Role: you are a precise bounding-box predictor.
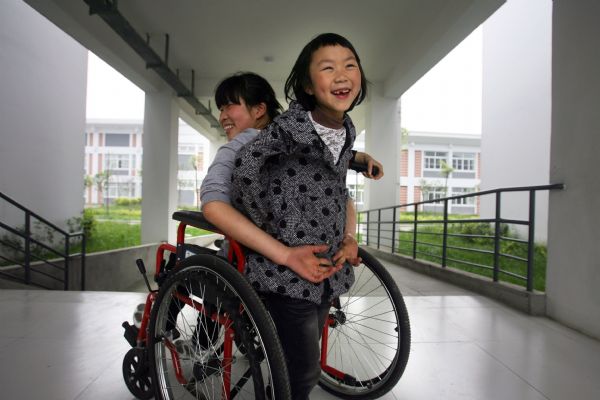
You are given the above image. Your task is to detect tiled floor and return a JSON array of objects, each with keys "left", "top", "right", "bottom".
[{"left": 1, "top": 259, "right": 599, "bottom": 400}]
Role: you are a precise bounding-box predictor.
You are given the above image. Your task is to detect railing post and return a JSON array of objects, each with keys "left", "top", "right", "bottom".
[
  {"left": 377, "top": 209, "right": 381, "bottom": 250},
  {"left": 365, "top": 211, "right": 370, "bottom": 246},
  {"left": 412, "top": 205, "right": 418, "bottom": 259},
  {"left": 493, "top": 192, "right": 501, "bottom": 282},
  {"left": 24, "top": 211, "right": 31, "bottom": 285},
  {"left": 527, "top": 190, "right": 536, "bottom": 291},
  {"left": 81, "top": 234, "right": 87, "bottom": 291},
  {"left": 64, "top": 235, "right": 70, "bottom": 290},
  {"left": 391, "top": 207, "right": 397, "bottom": 254},
  {"left": 442, "top": 199, "right": 448, "bottom": 267}
]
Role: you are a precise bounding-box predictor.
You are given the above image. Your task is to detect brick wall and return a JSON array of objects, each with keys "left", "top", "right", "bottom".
[
  {"left": 400, "top": 149, "right": 408, "bottom": 177},
  {"left": 414, "top": 150, "right": 422, "bottom": 177}
]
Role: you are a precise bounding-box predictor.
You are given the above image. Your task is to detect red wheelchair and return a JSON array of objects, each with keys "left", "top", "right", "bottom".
[{"left": 122, "top": 176, "right": 410, "bottom": 400}]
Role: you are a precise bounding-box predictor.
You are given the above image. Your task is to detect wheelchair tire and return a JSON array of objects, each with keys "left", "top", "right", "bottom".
[
  {"left": 318, "top": 247, "right": 411, "bottom": 399},
  {"left": 148, "top": 254, "right": 291, "bottom": 400}
]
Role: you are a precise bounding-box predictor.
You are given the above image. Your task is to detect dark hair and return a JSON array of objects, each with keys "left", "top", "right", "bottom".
[
  {"left": 284, "top": 33, "right": 368, "bottom": 112},
  {"left": 215, "top": 72, "right": 283, "bottom": 120}
]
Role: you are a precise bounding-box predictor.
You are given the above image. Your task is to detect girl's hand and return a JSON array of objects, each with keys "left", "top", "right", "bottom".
[
  {"left": 333, "top": 234, "right": 361, "bottom": 267},
  {"left": 282, "top": 244, "right": 342, "bottom": 283},
  {"left": 364, "top": 155, "right": 384, "bottom": 180}
]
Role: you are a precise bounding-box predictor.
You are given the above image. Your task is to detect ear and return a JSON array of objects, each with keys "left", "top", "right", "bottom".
[
  {"left": 252, "top": 102, "right": 267, "bottom": 120},
  {"left": 304, "top": 84, "right": 314, "bottom": 96}
]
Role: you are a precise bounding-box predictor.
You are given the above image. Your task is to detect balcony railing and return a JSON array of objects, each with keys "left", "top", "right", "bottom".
[
  {"left": 357, "top": 183, "right": 564, "bottom": 291},
  {"left": 0, "top": 191, "right": 86, "bottom": 290}
]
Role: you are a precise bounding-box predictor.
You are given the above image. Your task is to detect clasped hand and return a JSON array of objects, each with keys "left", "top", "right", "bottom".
[{"left": 282, "top": 236, "right": 360, "bottom": 283}]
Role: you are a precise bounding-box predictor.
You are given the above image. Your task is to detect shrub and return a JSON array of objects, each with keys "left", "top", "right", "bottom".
[{"left": 115, "top": 197, "right": 142, "bottom": 206}]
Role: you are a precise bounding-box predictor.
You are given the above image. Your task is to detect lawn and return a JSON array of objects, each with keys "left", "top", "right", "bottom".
[
  {"left": 358, "top": 212, "right": 547, "bottom": 291},
  {"left": 79, "top": 205, "right": 211, "bottom": 254}
]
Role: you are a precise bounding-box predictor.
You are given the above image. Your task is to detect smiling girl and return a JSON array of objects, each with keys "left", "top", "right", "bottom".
[{"left": 230, "top": 33, "right": 370, "bottom": 400}]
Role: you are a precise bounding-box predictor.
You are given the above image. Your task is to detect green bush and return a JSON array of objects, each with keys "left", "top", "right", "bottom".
[
  {"left": 115, "top": 197, "right": 142, "bottom": 206},
  {"left": 67, "top": 209, "right": 97, "bottom": 240}
]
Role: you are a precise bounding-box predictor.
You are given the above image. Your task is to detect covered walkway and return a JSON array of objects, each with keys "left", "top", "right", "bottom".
[{"left": 1, "top": 259, "right": 598, "bottom": 400}]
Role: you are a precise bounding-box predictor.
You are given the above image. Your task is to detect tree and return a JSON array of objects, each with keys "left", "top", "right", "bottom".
[
  {"left": 94, "top": 170, "right": 110, "bottom": 213},
  {"left": 190, "top": 154, "right": 202, "bottom": 209},
  {"left": 440, "top": 160, "right": 455, "bottom": 197},
  {"left": 84, "top": 175, "right": 93, "bottom": 205}
]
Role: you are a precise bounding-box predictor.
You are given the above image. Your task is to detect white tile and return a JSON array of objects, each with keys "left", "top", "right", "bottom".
[
  {"left": 1, "top": 259, "right": 599, "bottom": 400},
  {"left": 389, "top": 342, "right": 548, "bottom": 400}
]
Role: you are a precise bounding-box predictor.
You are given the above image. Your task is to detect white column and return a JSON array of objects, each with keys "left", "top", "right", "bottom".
[
  {"left": 547, "top": 0, "right": 600, "bottom": 340},
  {"left": 364, "top": 83, "right": 401, "bottom": 209},
  {"left": 141, "top": 91, "right": 179, "bottom": 244},
  {"left": 480, "top": 0, "right": 552, "bottom": 241}
]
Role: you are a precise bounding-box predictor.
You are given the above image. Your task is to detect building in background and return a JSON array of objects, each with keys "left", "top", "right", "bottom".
[
  {"left": 85, "top": 120, "right": 207, "bottom": 207},
  {"left": 400, "top": 130, "right": 481, "bottom": 214}
]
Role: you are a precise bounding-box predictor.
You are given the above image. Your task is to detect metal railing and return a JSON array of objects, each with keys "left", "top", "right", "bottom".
[
  {"left": 0, "top": 191, "right": 86, "bottom": 290},
  {"left": 357, "top": 183, "right": 564, "bottom": 291}
]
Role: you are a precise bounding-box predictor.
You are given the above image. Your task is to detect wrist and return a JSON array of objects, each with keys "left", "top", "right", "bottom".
[
  {"left": 343, "top": 233, "right": 356, "bottom": 242},
  {"left": 274, "top": 245, "right": 291, "bottom": 266}
]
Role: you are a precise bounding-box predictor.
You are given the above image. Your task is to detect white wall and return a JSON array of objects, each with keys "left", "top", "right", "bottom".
[
  {"left": 547, "top": 0, "right": 600, "bottom": 340},
  {"left": 0, "top": 0, "right": 87, "bottom": 229},
  {"left": 480, "top": 0, "right": 552, "bottom": 241}
]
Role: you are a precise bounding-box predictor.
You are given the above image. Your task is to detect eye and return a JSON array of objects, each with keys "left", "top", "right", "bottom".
[
  {"left": 346, "top": 63, "right": 357, "bottom": 69},
  {"left": 321, "top": 66, "right": 334, "bottom": 72}
]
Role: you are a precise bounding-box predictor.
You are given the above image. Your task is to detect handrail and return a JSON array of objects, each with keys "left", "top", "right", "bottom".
[
  {"left": 357, "top": 183, "right": 564, "bottom": 291},
  {"left": 0, "top": 191, "right": 86, "bottom": 290}
]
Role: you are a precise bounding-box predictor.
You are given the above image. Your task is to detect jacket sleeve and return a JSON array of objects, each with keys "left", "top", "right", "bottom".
[{"left": 230, "top": 122, "right": 293, "bottom": 227}]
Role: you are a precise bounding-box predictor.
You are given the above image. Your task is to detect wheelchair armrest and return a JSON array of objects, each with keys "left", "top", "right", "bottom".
[{"left": 172, "top": 210, "right": 220, "bottom": 233}]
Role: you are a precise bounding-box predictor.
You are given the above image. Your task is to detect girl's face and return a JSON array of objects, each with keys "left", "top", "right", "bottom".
[
  {"left": 219, "top": 99, "right": 265, "bottom": 141},
  {"left": 305, "top": 45, "right": 362, "bottom": 120}
]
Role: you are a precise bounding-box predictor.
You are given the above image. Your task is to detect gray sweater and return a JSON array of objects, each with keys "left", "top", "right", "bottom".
[{"left": 199, "top": 129, "right": 259, "bottom": 205}]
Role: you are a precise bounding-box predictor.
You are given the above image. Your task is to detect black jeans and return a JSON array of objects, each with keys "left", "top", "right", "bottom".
[{"left": 264, "top": 294, "right": 330, "bottom": 400}]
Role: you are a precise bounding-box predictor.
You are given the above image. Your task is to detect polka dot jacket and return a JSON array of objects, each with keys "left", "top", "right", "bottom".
[{"left": 231, "top": 101, "right": 356, "bottom": 304}]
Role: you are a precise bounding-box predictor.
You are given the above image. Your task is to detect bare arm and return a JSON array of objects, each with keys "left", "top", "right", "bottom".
[
  {"left": 354, "top": 151, "right": 384, "bottom": 180},
  {"left": 202, "top": 201, "right": 336, "bottom": 282}
]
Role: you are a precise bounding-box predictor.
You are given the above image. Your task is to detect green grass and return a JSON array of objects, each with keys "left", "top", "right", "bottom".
[
  {"left": 84, "top": 221, "right": 142, "bottom": 253},
  {"left": 83, "top": 205, "right": 211, "bottom": 251},
  {"left": 358, "top": 214, "right": 547, "bottom": 291},
  {"left": 391, "top": 224, "right": 547, "bottom": 291},
  {"left": 86, "top": 204, "right": 141, "bottom": 220}
]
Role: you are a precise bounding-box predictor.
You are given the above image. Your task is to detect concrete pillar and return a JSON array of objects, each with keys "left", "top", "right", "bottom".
[
  {"left": 364, "top": 84, "right": 401, "bottom": 210},
  {"left": 141, "top": 91, "right": 179, "bottom": 244},
  {"left": 480, "top": 0, "right": 552, "bottom": 241},
  {"left": 546, "top": 0, "right": 600, "bottom": 340}
]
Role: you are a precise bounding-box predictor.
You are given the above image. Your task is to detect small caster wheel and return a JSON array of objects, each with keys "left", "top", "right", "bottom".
[{"left": 122, "top": 347, "right": 154, "bottom": 399}]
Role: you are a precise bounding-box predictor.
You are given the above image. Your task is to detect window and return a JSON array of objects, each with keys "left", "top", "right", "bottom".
[
  {"left": 452, "top": 152, "right": 475, "bottom": 171},
  {"left": 105, "top": 133, "right": 130, "bottom": 147},
  {"left": 424, "top": 151, "right": 448, "bottom": 170},
  {"left": 105, "top": 154, "right": 130, "bottom": 171},
  {"left": 107, "top": 182, "right": 134, "bottom": 198},
  {"left": 451, "top": 187, "right": 475, "bottom": 205},
  {"left": 347, "top": 184, "right": 364, "bottom": 205},
  {"left": 178, "top": 154, "right": 195, "bottom": 171},
  {"left": 424, "top": 187, "right": 446, "bottom": 202},
  {"left": 178, "top": 180, "right": 195, "bottom": 190}
]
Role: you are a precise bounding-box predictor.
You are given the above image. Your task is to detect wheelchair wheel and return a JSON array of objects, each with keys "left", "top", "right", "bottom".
[
  {"left": 122, "top": 347, "right": 154, "bottom": 400},
  {"left": 148, "top": 254, "right": 291, "bottom": 400},
  {"left": 319, "top": 248, "right": 410, "bottom": 399}
]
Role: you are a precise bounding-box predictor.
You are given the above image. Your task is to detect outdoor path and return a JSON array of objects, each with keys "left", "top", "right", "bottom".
[{"left": 1, "top": 258, "right": 599, "bottom": 399}]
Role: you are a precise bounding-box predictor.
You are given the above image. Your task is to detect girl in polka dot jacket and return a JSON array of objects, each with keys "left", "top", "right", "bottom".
[{"left": 230, "top": 33, "right": 370, "bottom": 400}]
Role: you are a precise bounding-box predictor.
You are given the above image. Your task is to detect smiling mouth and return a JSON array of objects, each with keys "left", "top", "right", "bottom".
[
  {"left": 332, "top": 89, "right": 351, "bottom": 97},
  {"left": 222, "top": 123, "right": 234, "bottom": 131}
]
